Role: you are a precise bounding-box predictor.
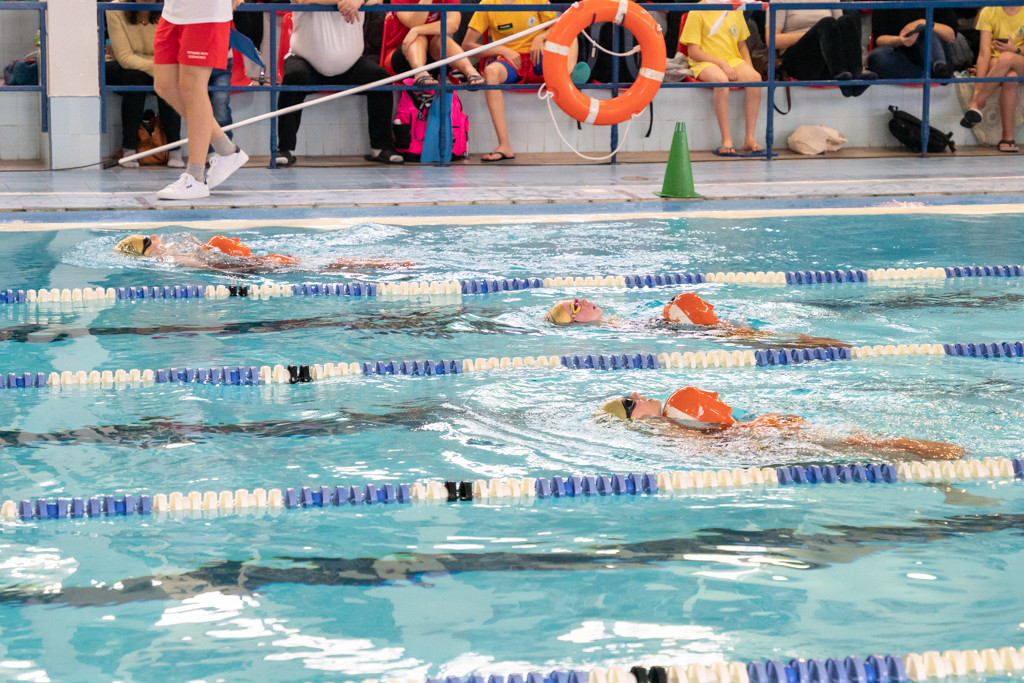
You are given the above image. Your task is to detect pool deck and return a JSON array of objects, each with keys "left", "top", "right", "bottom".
[{"left": 0, "top": 155, "right": 1021, "bottom": 217}]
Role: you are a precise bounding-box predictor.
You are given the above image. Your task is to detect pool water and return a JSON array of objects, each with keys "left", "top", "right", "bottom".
[{"left": 0, "top": 210, "right": 1022, "bottom": 681}]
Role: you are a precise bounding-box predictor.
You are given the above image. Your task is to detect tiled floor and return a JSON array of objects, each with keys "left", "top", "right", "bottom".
[{"left": 0, "top": 155, "right": 1021, "bottom": 216}]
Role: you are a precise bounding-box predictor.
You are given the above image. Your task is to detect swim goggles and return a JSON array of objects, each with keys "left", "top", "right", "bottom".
[
  {"left": 620, "top": 395, "right": 636, "bottom": 419},
  {"left": 570, "top": 299, "right": 582, "bottom": 322},
  {"left": 140, "top": 236, "right": 152, "bottom": 255}
]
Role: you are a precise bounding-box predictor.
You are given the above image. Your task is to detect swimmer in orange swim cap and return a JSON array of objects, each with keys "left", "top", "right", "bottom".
[
  {"left": 545, "top": 292, "right": 846, "bottom": 349},
  {"left": 114, "top": 233, "right": 414, "bottom": 273},
  {"left": 544, "top": 298, "right": 604, "bottom": 325},
  {"left": 600, "top": 386, "right": 965, "bottom": 460}
]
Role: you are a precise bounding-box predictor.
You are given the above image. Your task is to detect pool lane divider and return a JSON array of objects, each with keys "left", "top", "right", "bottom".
[
  {"left": 3, "top": 457, "right": 1022, "bottom": 524},
  {"left": 359, "top": 646, "right": 1024, "bottom": 683},
  {"left": 4, "top": 263, "right": 1023, "bottom": 306},
  {"left": 5, "top": 340, "right": 1022, "bottom": 390}
]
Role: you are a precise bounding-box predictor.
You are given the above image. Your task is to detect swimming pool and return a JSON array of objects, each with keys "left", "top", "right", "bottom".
[{"left": 0, "top": 208, "right": 1022, "bottom": 681}]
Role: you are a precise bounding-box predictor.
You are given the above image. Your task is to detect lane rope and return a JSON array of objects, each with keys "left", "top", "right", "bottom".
[
  {"left": 2, "top": 264, "right": 1022, "bottom": 306},
  {"left": 4, "top": 457, "right": 1023, "bottom": 523},
  {"left": 2, "top": 341, "right": 1021, "bottom": 389}
]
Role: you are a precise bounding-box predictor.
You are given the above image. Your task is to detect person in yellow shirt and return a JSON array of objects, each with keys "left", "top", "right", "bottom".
[
  {"left": 680, "top": 6, "right": 763, "bottom": 156},
  {"left": 960, "top": 5, "right": 1024, "bottom": 153},
  {"left": 462, "top": 0, "right": 586, "bottom": 162}
]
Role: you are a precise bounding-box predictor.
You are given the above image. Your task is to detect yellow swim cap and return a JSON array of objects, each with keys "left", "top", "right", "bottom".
[
  {"left": 600, "top": 397, "right": 629, "bottom": 419},
  {"left": 114, "top": 235, "right": 151, "bottom": 256},
  {"left": 544, "top": 301, "right": 573, "bottom": 325}
]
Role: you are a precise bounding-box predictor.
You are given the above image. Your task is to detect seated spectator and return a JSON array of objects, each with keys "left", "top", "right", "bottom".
[
  {"left": 770, "top": 2, "right": 877, "bottom": 97},
  {"left": 381, "top": 0, "right": 485, "bottom": 90},
  {"left": 276, "top": 0, "right": 405, "bottom": 166},
  {"left": 105, "top": 0, "right": 183, "bottom": 168},
  {"left": 462, "top": 0, "right": 587, "bottom": 162},
  {"left": 867, "top": 5, "right": 958, "bottom": 79},
  {"left": 960, "top": 5, "right": 1024, "bottom": 153},
  {"left": 681, "top": 4, "right": 764, "bottom": 156}
]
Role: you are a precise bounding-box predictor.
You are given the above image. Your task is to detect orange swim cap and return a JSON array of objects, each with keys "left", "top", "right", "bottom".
[
  {"left": 662, "top": 292, "right": 720, "bottom": 326},
  {"left": 662, "top": 386, "right": 737, "bottom": 431},
  {"left": 206, "top": 235, "right": 251, "bottom": 257}
]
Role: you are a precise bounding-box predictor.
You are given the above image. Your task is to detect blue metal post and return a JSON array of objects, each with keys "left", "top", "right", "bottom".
[
  {"left": 438, "top": 10, "right": 451, "bottom": 166},
  {"left": 270, "top": 10, "right": 279, "bottom": 167},
  {"left": 765, "top": 4, "right": 776, "bottom": 161},
  {"left": 920, "top": 6, "right": 933, "bottom": 157},
  {"left": 610, "top": 24, "right": 621, "bottom": 162}
]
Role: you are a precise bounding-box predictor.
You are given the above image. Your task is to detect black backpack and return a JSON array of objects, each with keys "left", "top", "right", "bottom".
[{"left": 888, "top": 105, "right": 956, "bottom": 153}]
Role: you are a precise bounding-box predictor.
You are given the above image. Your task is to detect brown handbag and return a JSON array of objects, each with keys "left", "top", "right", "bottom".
[{"left": 137, "top": 113, "right": 168, "bottom": 165}]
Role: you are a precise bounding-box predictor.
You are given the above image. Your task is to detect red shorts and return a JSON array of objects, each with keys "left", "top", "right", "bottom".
[
  {"left": 493, "top": 53, "right": 546, "bottom": 85},
  {"left": 154, "top": 18, "right": 230, "bottom": 69}
]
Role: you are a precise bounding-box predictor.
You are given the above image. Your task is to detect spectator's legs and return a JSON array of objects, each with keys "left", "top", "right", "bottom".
[
  {"left": 106, "top": 61, "right": 148, "bottom": 151},
  {"left": 402, "top": 34, "right": 431, "bottom": 72},
  {"left": 482, "top": 61, "right": 513, "bottom": 160},
  {"left": 734, "top": 61, "right": 763, "bottom": 152},
  {"left": 780, "top": 18, "right": 836, "bottom": 80},
  {"left": 697, "top": 65, "right": 734, "bottom": 152},
  {"left": 868, "top": 46, "right": 922, "bottom": 79},
  {"left": 999, "top": 78, "right": 1017, "bottom": 142},
  {"left": 210, "top": 57, "right": 233, "bottom": 139},
  {"left": 970, "top": 53, "right": 1024, "bottom": 113},
  {"left": 836, "top": 14, "right": 865, "bottom": 75},
  {"left": 276, "top": 56, "right": 320, "bottom": 155},
  {"left": 333, "top": 56, "right": 398, "bottom": 152},
  {"left": 427, "top": 36, "right": 482, "bottom": 80}
]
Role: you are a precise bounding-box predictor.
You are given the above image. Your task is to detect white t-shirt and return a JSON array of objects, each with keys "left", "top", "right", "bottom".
[
  {"left": 162, "top": 0, "right": 233, "bottom": 25},
  {"left": 288, "top": 12, "right": 365, "bottom": 77}
]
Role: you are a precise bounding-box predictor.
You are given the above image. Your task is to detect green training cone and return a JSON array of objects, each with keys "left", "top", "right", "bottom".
[{"left": 657, "top": 122, "right": 702, "bottom": 199}]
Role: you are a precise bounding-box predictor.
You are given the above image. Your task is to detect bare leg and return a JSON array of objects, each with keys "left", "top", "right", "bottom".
[
  {"left": 999, "top": 76, "right": 1018, "bottom": 141},
  {"left": 178, "top": 64, "right": 225, "bottom": 167},
  {"left": 735, "top": 62, "right": 763, "bottom": 152},
  {"left": 698, "top": 65, "right": 732, "bottom": 152},
  {"left": 428, "top": 36, "right": 481, "bottom": 79},
  {"left": 482, "top": 61, "right": 512, "bottom": 160},
  {"left": 970, "top": 53, "right": 1019, "bottom": 110},
  {"left": 154, "top": 63, "right": 184, "bottom": 112}
]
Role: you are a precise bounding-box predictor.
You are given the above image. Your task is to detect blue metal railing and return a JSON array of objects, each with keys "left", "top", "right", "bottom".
[
  {"left": 0, "top": 1, "right": 48, "bottom": 133},
  {"left": 96, "top": 0, "right": 1022, "bottom": 164}
]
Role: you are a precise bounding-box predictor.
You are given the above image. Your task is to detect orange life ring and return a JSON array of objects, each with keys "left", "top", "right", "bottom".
[{"left": 542, "top": 0, "right": 666, "bottom": 125}]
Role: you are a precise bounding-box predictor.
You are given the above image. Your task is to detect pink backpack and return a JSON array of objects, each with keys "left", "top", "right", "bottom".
[{"left": 393, "top": 78, "right": 468, "bottom": 160}]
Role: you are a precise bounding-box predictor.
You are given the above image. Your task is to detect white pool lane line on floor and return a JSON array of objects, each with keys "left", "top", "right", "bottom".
[{"left": 2, "top": 201, "right": 1024, "bottom": 232}]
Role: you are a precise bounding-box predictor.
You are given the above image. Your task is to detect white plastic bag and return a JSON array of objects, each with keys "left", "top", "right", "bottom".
[{"left": 788, "top": 125, "right": 848, "bottom": 155}]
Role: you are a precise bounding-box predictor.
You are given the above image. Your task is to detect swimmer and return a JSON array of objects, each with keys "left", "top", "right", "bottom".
[
  {"left": 113, "top": 233, "right": 414, "bottom": 273},
  {"left": 600, "top": 386, "right": 966, "bottom": 461},
  {"left": 544, "top": 293, "right": 848, "bottom": 349}
]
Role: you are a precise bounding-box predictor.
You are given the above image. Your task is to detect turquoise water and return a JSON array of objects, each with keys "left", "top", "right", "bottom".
[{"left": 0, "top": 211, "right": 1023, "bottom": 681}]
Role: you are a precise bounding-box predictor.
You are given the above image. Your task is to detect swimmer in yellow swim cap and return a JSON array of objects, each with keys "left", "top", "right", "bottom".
[
  {"left": 600, "top": 386, "right": 965, "bottom": 460},
  {"left": 113, "top": 233, "right": 414, "bottom": 273},
  {"left": 544, "top": 298, "right": 604, "bottom": 325}
]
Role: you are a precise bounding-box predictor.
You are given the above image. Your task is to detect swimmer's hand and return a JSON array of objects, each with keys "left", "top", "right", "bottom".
[{"left": 324, "top": 258, "right": 416, "bottom": 271}]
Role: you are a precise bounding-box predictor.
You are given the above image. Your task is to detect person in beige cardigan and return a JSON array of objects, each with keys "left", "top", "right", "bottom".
[{"left": 105, "top": 0, "right": 183, "bottom": 168}]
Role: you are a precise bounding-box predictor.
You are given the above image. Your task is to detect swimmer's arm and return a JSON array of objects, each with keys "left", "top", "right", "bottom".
[
  {"left": 716, "top": 322, "right": 850, "bottom": 349},
  {"left": 323, "top": 257, "right": 416, "bottom": 271},
  {"left": 827, "top": 432, "right": 966, "bottom": 461}
]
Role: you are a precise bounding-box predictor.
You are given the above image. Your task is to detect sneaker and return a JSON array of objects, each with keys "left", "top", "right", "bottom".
[
  {"left": 206, "top": 148, "right": 249, "bottom": 189},
  {"left": 156, "top": 172, "right": 209, "bottom": 200},
  {"left": 166, "top": 154, "right": 185, "bottom": 169}
]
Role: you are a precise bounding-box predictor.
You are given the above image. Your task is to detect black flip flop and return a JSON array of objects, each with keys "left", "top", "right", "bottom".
[{"left": 482, "top": 152, "right": 515, "bottom": 163}]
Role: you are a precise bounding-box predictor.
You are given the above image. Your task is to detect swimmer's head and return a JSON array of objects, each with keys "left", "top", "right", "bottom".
[
  {"left": 662, "top": 386, "right": 737, "bottom": 431},
  {"left": 114, "top": 234, "right": 163, "bottom": 257},
  {"left": 600, "top": 391, "right": 662, "bottom": 420},
  {"left": 663, "top": 292, "right": 720, "bottom": 326},
  {"left": 545, "top": 298, "right": 603, "bottom": 325}
]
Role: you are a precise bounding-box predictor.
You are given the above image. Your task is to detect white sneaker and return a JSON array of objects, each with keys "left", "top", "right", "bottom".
[
  {"left": 166, "top": 155, "right": 185, "bottom": 169},
  {"left": 156, "top": 173, "right": 209, "bottom": 200},
  {"left": 206, "top": 148, "right": 249, "bottom": 189}
]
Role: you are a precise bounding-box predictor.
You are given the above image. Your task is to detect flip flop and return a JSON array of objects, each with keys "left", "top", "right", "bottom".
[
  {"left": 960, "top": 108, "right": 982, "bottom": 128},
  {"left": 998, "top": 139, "right": 1019, "bottom": 153},
  {"left": 467, "top": 74, "right": 485, "bottom": 90},
  {"left": 712, "top": 146, "right": 737, "bottom": 157},
  {"left": 482, "top": 152, "right": 515, "bottom": 163}
]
